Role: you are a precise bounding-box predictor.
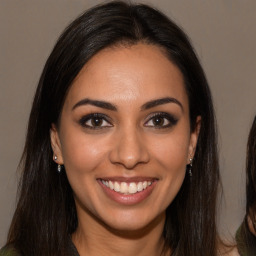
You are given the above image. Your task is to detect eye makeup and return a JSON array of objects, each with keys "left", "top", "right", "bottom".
[
  {"left": 78, "top": 113, "right": 113, "bottom": 129},
  {"left": 144, "top": 112, "right": 178, "bottom": 129},
  {"left": 78, "top": 111, "right": 178, "bottom": 132}
]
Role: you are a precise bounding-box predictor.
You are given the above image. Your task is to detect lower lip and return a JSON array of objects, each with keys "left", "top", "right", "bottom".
[{"left": 97, "top": 180, "right": 157, "bottom": 205}]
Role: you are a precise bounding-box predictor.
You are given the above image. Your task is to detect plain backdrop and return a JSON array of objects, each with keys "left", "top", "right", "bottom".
[{"left": 1, "top": 0, "right": 256, "bottom": 246}]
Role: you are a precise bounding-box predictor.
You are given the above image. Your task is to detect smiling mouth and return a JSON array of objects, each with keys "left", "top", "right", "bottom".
[{"left": 100, "top": 179, "right": 153, "bottom": 195}]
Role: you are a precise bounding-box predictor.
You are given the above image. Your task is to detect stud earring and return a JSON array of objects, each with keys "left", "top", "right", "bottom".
[
  {"left": 57, "top": 164, "right": 62, "bottom": 173},
  {"left": 54, "top": 155, "right": 57, "bottom": 161},
  {"left": 188, "top": 158, "right": 193, "bottom": 177}
]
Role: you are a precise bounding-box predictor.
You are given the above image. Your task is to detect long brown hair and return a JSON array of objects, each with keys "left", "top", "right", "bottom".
[
  {"left": 246, "top": 116, "right": 256, "bottom": 230},
  {"left": 6, "top": 1, "right": 220, "bottom": 255},
  {"left": 237, "top": 116, "right": 256, "bottom": 254}
]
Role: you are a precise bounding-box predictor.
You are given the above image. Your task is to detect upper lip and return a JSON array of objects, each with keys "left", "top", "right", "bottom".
[{"left": 98, "top": 176, "right": 158, "bottom": 182}]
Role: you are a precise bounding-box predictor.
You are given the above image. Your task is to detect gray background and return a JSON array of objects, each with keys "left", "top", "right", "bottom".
[{"left": 1, "top": 0, "right": 256, "bottom": 246}]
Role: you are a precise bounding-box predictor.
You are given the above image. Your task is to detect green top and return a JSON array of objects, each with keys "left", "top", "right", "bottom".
[
  {"left": 236, "top": 220, "right": 256, "bottom": 256},
  {"left": 0, "top": 246, "right": 20, "bottom": 256},
  {"left": 0, "top": 238, "right": 79, "bottom": 256}
]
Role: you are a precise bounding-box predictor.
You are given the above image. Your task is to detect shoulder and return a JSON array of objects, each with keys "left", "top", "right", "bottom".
[
  {"left": 218, "top": 246, "right": 240, "bottom": 256},
  {"left": 217, "top": 238, "right": 240, "bottom": 256},
  {"left": 224, "top": 247, "right": 240, "bottom": 256},
  {"left": 0, "top": 245, "right": 21, "bottom": 256}
]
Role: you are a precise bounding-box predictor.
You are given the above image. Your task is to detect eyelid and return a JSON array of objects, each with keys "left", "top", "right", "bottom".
[
  {"left": 144, "top": 112, "right": 178, "bottom": 128},
  {"left": 79, "top": 113, "right": 113, "bottom": 129}
]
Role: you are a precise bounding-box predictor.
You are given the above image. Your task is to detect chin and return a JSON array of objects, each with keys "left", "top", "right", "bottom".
[{"left": 98, "top": 210, "right": 165, "bottom": 235}]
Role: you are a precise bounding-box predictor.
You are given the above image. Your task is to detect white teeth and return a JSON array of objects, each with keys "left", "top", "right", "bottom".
[
  {"left": 114, "top": 181, "right": 120, "bottom": 192},
  {"left": 128, "top": 182, "right": 137, "bottom": 194},
  {"left": 102, "top": 180, "right": 153, "bottom": 194},
  {"left": 137, "top": 182, "right": 143, "bottom": 192},
  {"left": 109, "top": 181, "right": 114, "bottom": 190},
  {"left": 120, "top": 182, "right": 128, "bottom": 194}
]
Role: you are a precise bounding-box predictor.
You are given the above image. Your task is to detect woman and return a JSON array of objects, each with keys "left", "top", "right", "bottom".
[
  {"left": 236, "top": 116, "right": 256, "bottom": 255},
  {"left": 0, "top": 1, "right": 229, "bottom": 255}
]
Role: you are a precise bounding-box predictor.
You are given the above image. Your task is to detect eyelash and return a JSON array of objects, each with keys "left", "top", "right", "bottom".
[
  {"left": 78, "top": 112, "right": 178, "bottom": 130},
  {"left": 79, "top": 113, "right": 112, "bottom": 129},
  {"left": 144, "top": 112, "right": 178, "bottom": 129}
]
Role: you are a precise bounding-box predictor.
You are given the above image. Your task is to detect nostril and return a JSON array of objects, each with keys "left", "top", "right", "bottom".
[{"left": 108, "top": 134, "right": 150, "bottom": 169}]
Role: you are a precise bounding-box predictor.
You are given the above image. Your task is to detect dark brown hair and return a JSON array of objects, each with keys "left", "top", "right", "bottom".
[
  {"left": 247, "top": 116, "right": 256, "bottom": 229},
  {"left": 237, "top": 116, "right": 256, "bottom": 254},
  {"left": 6, "top": 1, "right": 220, "bottom": 255}
]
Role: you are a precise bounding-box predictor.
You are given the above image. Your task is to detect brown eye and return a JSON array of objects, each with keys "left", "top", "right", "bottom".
[
  {"left": 152, "top": 116, "right": 165, "bottom": 126},
  {"left": 90, "top": 117, "right": 103, "bottom": 127},
  {"left": 85, "top": 117, "right": 111, "bottom": 128},
  {"left": 145, "top": 112, "right": 178, "bottom": 128},
  {"left": 79, "top": 113, "right": 112, "bottom": 129}
]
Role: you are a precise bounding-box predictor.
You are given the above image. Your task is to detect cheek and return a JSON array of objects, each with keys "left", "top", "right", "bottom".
[
  {"left": 151, "top": 136, "right": 189, "bottom": 209},
  {"left": 60, "top": 134, "right": 110, "bottom": 207},
  {"left": 149, "top": 131, "right": 190, "bottom": 172},
  {"left": 60, "top": 131, "right": 109, "bottom": 176}
]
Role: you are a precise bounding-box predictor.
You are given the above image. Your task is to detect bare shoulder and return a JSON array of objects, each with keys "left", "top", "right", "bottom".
[
  {"left": 217, "top": 241, "right": 240, "bottom": 256},
  {"left": 227, "top": 247, "right": 240, "bottom": 256},
  {"left": 220, "top": 246, "right": 240, "bottom": 256}
]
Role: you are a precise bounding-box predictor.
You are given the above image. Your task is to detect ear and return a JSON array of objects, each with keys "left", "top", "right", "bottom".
[
  {"left": 187, "top": 116, "right": 201, "bottom": 164},
  {"left": 50, "top": 124, "right": 64, "bottom": 165}
]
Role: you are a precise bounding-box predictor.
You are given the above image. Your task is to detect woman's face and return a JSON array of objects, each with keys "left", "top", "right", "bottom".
[{"left": 51, "top": 43, "right": 200, "bottom": 232}]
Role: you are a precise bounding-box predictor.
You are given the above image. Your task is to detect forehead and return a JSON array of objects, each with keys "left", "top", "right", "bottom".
[{"left": 64, "top": 43, "right": 188, "bottom": 110}]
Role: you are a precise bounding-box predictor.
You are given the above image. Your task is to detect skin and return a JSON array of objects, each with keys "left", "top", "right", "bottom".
[
  {"left": 248, "top": 214, "right": 256, "bottom": 235},
  {"left": 219, "top": 246, "right": 240, "bottom": 256},
  {"left": 51, "top": 43, "right": 201, "bottom": 256}
]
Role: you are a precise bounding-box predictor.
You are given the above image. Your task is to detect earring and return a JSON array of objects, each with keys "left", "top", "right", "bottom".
[
  {"left": 188, "top": 158, "right": 193, "bottom": 177},
  {"left": 53, "top": 155, "right": 62, "bottom": 173}
]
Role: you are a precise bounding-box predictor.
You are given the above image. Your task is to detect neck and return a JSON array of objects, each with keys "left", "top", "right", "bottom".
[{"left": 72, "top": 209, "right": 169, "bottom": 256}]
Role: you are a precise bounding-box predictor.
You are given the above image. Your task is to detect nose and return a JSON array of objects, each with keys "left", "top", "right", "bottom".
[{"left": 109, "top": 128, "right": 150, "bottom": 169}]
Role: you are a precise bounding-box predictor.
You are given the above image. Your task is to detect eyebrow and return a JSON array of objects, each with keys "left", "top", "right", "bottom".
[
  {"left": 72, "top": 97, "right": 183, "bottom": 112},
  {"left": 141, "top": 97, "right": 183, "bottom": 111},
  {"left": 72, "top": 98, "right": 117, "bottom": 111}
]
